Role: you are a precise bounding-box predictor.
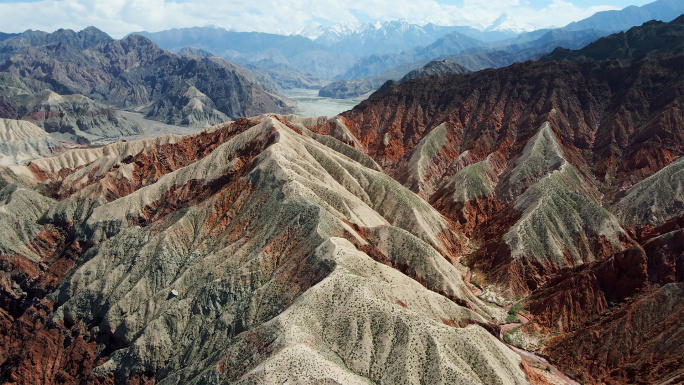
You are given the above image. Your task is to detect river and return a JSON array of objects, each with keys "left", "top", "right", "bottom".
[{"left": 281, "top": 88, "right": 366, "bottom": 118}]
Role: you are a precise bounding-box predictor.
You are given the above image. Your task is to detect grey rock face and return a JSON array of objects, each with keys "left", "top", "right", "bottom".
[
  {"left": 0, "top": 27, "right": 294, "bottom": 128},
  {"left": 401, "top": 59, "right": 471, "bottom": 82},
  {"left": 318, "top": 78, "right": 386, "bottom": 99},
  {"left": 19, "top": 90, "right": 141, "bottom": 140}
]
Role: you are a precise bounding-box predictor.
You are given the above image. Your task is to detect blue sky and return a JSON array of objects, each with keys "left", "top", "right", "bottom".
[{"left": 0, "top": 0, "right": 656, "bottom": 38}]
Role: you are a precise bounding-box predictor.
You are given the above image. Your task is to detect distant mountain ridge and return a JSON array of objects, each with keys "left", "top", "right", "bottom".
[
  {"left": 325, "top": 27, "right": 611, "bottom": 99},
  {"left": 313, "top": 19, "right": 494, "bottom": 56},
  {"left": 339, "top": 30, "right": 483, "bottom": 80},
  {"left": 0, "top": 27, "right": 293, "bottom": 130},
  {"left": 340, "top": 0, "right": 684, "bottom": 81},
  {"left": 324, "top": 0, "right": 684, "bottom": 98},
  {"left": 133, "top": 27, "right": 354, "bottom": 81},
  {"left": 132, "top": 0, "right": 684, "bottom": 84},
  {"left": 316, "top": 0, "right": 684, "bottom": 90},
  {"left": 563, "top": 0, "right": 684, "bottom": 31},
  {"left": 134, "top": 21, "right": 503, "bottom": 81},
  {"left": 542, "top": 15, "right": 684, "bottom": 62},
  {"left": 440, "top": 27, "right": 611, "bottom": 71},
  {"left": 305, "top": 18, "right": 531, "bottom": 43},
  {"left": 314, "top": 19, "right": 455, "bottom": 53},
  {"left": 0, "top": 26, "right": 113, "bottom": 51}
]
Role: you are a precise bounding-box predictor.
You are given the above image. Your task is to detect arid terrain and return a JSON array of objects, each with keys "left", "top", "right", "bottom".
[{"left": 0, "top": 8, "right": 682, "bottom": 385}]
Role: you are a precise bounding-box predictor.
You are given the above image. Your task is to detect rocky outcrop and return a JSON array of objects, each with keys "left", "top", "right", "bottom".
[
  {"left": 320, "top": 59, "right": 471, "bottom": 101},
  {"left": 526, "top": 244, "right": 648, "bottom": 332},
  {"left": 430, "top": 152, "right": 508, "bottom": 235},
  {"left": 0, "top": 119, "right": 69, "bottom": 166},
  {"left": 177, "top": 46, "right": 213, "bottom": 58},
  {"left": 308, "top": 48, "right": 680, "bottom": 291},
  {"left": 400, "top": 59, "right": 470, "bottom": 82},
  {"left": 15, "top": 90, "right": 141, "bottom": 141},
  {"left": 612, "top": 156, "right": 684, "bottom": 228},
  {"left": 0, "top": 74, "right": 142, "bottom": 149},
  {"left": 0, "top": 95, "right": 17, "bottom": 119},
  {"left": 644, "top": 229, "right": 684, "bottom": 284},
  {"left": 522, "top": 156, "right": 684, "bottom": 381},
  {"left": 466, "top": 123, "right": 631, "bottom": 294},
  {"left": 144, "top": 86, "right": 229, "bottom": 128}
]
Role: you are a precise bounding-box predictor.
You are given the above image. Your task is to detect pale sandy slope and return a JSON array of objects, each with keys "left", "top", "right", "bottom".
[{"left": 0, "top": 118, "right": 66, "bottom": 166}]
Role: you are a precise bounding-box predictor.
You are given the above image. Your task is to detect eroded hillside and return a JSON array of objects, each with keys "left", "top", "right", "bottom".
[
  {"left": 305, "top": 16, "right": 684, "bottom": 385},
  {"left": 0, "top": 15, "right": 682, "bottom": 385},
  {"left": 0, "top": 115, "right": 535, "bottom": 384}
]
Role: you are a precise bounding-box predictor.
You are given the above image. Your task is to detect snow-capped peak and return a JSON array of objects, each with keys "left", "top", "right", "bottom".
[
  {"left": 329, "top": 21, "right": 367, "bottom": 35},
  {"left": 293, "top": 25, "right": 326, "bottom": 39},
  {"left": 315, "top": 19, "right": 427, "bottom": 40},
  {"left": 485, "top": 13, "right": 538, "bottom": 34}
]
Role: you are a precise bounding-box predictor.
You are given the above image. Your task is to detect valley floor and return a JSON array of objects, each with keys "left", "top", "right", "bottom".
[
  {"left": 281, "top": 88, "right": 366, "bottom": 118},
  {"left": 108, "top": 111, "right": 207, "bottom": 143}
]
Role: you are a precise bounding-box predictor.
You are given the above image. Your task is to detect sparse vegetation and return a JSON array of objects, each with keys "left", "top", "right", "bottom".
[
  {"left": 504, "top": 325, "right": 523, "bottom": 344},
  {"left": 471, "top": 278, "right": 483, "bottom": 289},
  {"left": 506, "top": 302, "right": 524, "bottom": 323}
]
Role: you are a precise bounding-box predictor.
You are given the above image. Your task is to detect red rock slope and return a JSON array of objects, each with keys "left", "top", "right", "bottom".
[{"left": 307, "top": 16, "right": 684, "bottom": 385}]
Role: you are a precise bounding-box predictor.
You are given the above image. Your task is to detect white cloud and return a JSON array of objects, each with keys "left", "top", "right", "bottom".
[{"left": 0, "top": 0, "right": 623, "bottom": 37}]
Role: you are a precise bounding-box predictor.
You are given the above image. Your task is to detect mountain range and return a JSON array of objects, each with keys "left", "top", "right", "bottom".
[
  {"left": 312, "top": 20, "right": 470, "bottom": 56},
  {"left": 0, "top": 2, "right": 682, "bottom": 384},
  {"left": 564, "top": 0, "right": 683, "bottom": 31},
  {"left": 316, "top": 27, "right": 610, "bottom": 99},
  {"left": 133, "top": 27, "right": 354, "bottom": 81},
  {"left": 326, "top": 0, "right": 684, "bottom": 96},
  {"left": 318, "top": 59, "right": 471, "bottom": 99},
  {"left": 133, "top": 0, "right": 684, "bottom": 89},
  {"left": 303, "top": 19, "right": 520, "bottom": 44},
  {"left": 0, "top": 13, "right": 681, "bottom": 385},
  {"left": 0, "top": 26, "right": 295, "bottom": 165},
  {"left": 308, "top": 16, "right": 684, "bottom": 384}
]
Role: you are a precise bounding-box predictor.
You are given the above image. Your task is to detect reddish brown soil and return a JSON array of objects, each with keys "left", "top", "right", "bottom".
[
  {"left": 306, "top": 24, "right": 684, "bottom": 384},
  {"left": 35, "top": 118, "right": 258, "bottom": 202},
  {"left": 0, "top": 224, "right": 110, "bottom": 385},
  {"left": 545, "top": 283, "right": 684, "bottom": 385}
]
